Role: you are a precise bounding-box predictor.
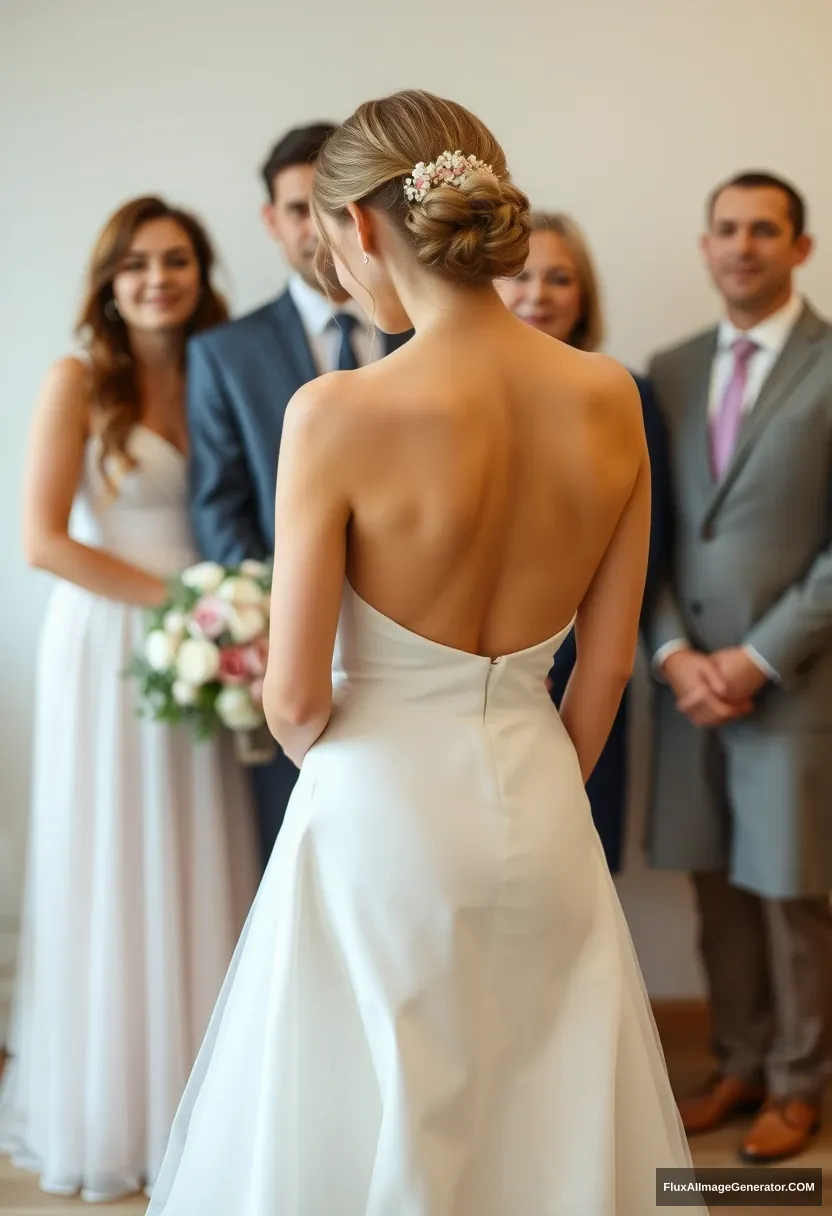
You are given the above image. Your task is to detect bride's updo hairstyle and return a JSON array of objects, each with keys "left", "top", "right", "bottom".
[{"left": 312, "top": 90, "right": 531, "bottom": 286}]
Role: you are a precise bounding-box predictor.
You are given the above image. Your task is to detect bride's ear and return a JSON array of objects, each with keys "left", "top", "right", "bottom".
[{"left": 344, "top": 203, "right": 377, "bottom": 262}]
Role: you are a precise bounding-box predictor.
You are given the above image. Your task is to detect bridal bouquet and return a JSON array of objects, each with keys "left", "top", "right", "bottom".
[{"left": 127, "top": 560, "right": 276, "bottom": 763}]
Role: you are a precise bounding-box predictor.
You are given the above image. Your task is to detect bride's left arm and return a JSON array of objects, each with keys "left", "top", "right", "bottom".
[{"left": 263, "top": 378, "right": 350, "bottom": 767}]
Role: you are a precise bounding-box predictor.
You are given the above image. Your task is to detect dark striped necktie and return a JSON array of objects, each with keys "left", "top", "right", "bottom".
[{"left": 333, "top": 313, "right": 360, "bottom": 371}]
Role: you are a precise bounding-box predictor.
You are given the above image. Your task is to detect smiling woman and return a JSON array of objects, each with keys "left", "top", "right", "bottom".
[
  {"left": 0, "top": 195, "right": 258, "bottom": 1203},
  {"left": 77, "top": 196, "right": 228, "bottom": 482},
  {"left": 497, "top": 212, "right": 604, "bottom": 351}
]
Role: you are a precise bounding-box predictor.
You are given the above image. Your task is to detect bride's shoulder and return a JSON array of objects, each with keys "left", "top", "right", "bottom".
[
  {"left": 556, "top": 346, "right": 641, "bottom": 414},
  {"left": 285, "top": 367, "right": 372, "bottom": 424},
  {"left": 286, "top": 362, "right": 399, "bottom": 426},
  {"left": 281, "top": 369, "right": 378, "bottom": 467},
  {"left": 541, "top": 347, "right": 644, "bottom": 452}
]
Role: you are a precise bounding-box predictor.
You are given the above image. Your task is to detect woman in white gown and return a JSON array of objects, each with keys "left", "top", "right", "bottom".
[
  {"left": 0, "top": 196, "right": 258, "bottom": 1202},
  {"left": 148, "top": 92, "right": 705, "bottom": 1215}
]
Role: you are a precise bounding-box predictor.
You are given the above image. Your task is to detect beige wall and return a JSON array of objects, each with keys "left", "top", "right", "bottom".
[{"left": 2, "top": 0, "right": 832, "bottom": 1030}]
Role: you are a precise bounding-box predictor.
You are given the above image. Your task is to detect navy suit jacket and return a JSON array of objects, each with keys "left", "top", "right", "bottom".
[
  {"left": 548, "top": 372, "right": 672, "bottom": 873},
  {"left": 188, "top": 289, "right": 410, "bottom": 565}
]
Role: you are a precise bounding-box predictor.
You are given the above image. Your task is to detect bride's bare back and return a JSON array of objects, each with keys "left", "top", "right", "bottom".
[
  {"left": 267, "top": 309, "right": 649, "bottom": 780},
  {"left": 339, "top": 312, "right": 649, "bottom": 660}
]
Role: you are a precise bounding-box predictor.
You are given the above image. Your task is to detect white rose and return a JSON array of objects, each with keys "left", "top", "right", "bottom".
[
  {"left": 215, "top": 686, "right": 265, "bottom": 731},
  {"left": 217, "top": 576, "right": 264, "bottom": 608},
  {"left": 172, "top": 680, "right": 198, "bottom": 707},
  {"left": 181, "top": 561, "right": 226, "bottom": 596},
  {"left": 175, "top": 637, "right": 221, "bottom": 686},
  {"left": 163, "top": 610, "right": 187, "bottom": 643},
  {"left": 228, "top": 606, "right": 266, "bottom": 645},
  {"left": 145, "top": 629, "right": 176, "bottom": 672},
  {"left": 239, "top": 559, "right": 269, "bottom": 581}
]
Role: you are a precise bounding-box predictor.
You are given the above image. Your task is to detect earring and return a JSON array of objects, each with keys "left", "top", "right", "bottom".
[{"left": 363, "top": 253, "right": 370, "bottom": 265}]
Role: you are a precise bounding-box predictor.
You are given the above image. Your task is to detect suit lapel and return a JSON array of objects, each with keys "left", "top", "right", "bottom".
[
  {"left": 680, "top": 330, "right": 719, "bottom": 500},
  {"left": 266, "top": 290, "right": 318, "bottom": 391},
  {"left": 702, "top": 304, "right": 826, "bottom": 526}
]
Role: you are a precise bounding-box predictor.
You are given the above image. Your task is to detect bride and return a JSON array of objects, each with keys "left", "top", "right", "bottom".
[{"left": 148, "top": 89, "right": 705, "bottom": 1215}]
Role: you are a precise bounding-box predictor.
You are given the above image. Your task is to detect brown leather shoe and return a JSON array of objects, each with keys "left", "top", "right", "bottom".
[
  {"left": 739, "top": 1097, "right": 821, "bottom": 1163},
  {"left": 678, "top": 1074, "right": 766, "bottom": 1135}
]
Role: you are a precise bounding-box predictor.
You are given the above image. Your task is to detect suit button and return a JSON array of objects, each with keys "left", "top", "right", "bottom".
[{"left": 690, "top": 601, "right": 702, "bottom": 616}]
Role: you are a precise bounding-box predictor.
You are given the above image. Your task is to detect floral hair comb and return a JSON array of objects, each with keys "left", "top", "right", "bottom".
[{"left": 403, "top": 150, "right": 496, "bottom": 204}]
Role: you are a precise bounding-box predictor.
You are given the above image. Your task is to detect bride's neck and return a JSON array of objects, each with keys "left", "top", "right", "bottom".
[{"left": 391, "top": 267, "right": 508, "bottom": 336}]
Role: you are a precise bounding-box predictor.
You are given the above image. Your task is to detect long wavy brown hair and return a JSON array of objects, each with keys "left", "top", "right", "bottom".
[{"left": 75, "top": 195, "right": 228, "bottom": 484}]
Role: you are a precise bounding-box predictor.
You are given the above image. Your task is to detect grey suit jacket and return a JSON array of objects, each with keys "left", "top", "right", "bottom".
[{"left": 646, "top": 302, "right": 832, "bottom": 897}]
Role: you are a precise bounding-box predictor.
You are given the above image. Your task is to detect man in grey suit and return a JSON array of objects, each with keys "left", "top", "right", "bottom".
[
  {"left": 648, "top": 171, "right": 832, "bottom": 1163},
  {"left": 187, "top": 123, "right": 410, "bottom": 868}
]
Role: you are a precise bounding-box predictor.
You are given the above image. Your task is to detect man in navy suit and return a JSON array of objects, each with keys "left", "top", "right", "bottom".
[{"left": 188, "top": 123, "right": 410, "bottom": 867}]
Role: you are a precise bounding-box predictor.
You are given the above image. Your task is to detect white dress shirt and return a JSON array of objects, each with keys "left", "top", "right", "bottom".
[
  {"left": 287, "top": 273, "right": 378, "bottom": 373},
  {"left": 707, "top": 291, "right": 804, "bottom": 423},
  {"left": 655, "top": 292, "right": 804, "bottom": 684}
]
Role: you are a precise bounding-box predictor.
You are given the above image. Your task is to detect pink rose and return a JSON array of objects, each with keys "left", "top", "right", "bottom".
[
  {"left": 191, "top": 596, "right": 231, "bottom": 641},
  {"left": 218, "top": 646, "right": 249, "bottom": 685},
  {"left": 243, "top": 636, "right": 268, "bottom": 678}
]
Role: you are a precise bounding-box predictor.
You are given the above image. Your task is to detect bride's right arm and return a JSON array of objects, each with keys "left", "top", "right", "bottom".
[
  {"left": 22, "top": 358, "right": 168, "bottom": 607},
  {"left": 558, "top": 372, "right": 652, "bottom": 783}
]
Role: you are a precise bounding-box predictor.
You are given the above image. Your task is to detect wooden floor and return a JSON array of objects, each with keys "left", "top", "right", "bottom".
[
  {"left": 655, "top": 1003, "right": 832, "bottom": 1213},
  {"left": 1, "top": 1012, "right": 830, "bottom": 1213}
]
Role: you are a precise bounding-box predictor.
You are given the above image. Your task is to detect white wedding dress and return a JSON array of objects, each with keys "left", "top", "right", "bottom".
[
  {"left": 148, "top": 582, "right": 704, "bottom": 1216},
  {"left": 0, "top": 423, "right": 259, "bottom": 1201}
]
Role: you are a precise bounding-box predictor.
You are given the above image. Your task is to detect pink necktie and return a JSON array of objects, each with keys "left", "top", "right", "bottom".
[{"left": 710, "top": 336, "right": 758, "bottom": 479}]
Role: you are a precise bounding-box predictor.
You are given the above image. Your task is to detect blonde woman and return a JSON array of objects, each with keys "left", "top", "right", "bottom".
[
  {"left": 498, "top": 211, "right": 672, "bottom": 873},
  {"left": 148, "top": 94, "right": 702, "bottom": 1216}
]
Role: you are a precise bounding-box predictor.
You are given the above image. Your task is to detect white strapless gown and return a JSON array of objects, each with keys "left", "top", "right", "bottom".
[
  {"left": 147, "top": 582, "right": 704, "bottom": 1216},
  {"left": 0, "top": 426, "right": 259, "bottom": 1202}
]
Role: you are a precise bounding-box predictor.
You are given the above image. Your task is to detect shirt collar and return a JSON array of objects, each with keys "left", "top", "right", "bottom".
[
  {"left": 288, "top": 272, "right": 367, "bottom": 338},
  {"left": 717, "top": 292, "right": 804, "bottom": 355}
]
